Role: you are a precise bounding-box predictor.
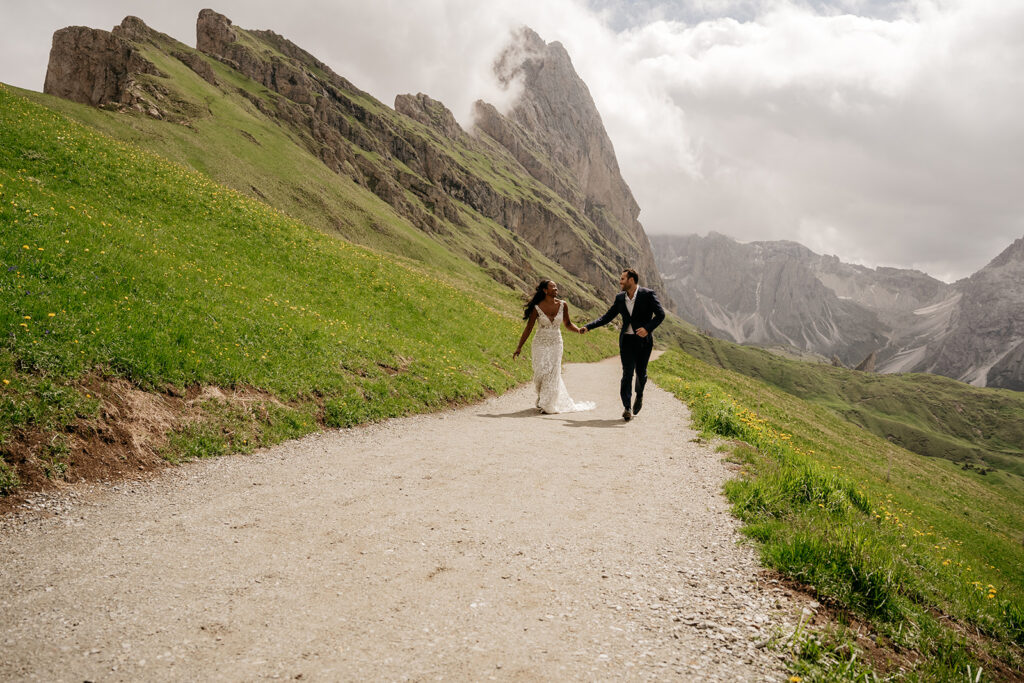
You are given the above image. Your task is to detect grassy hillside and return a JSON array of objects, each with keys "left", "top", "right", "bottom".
[
  {"left": 651, "top": 350, "right": 1024, "bottom": 679},
  {"left": 673, "top": 329, "right": 1024, "bottom": 478},
  {"left": 0, "top": 84, "right": 616, "bottom": 495}
]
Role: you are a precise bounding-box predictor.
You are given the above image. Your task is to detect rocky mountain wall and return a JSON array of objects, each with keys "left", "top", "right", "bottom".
[
  {"left": 915, "top": 237, "right": 1024, "bottom": 387},
  {"left": 653, "top": 233, "right": 886, "bottom": 366},
  {"left": 654, "top": 232, "right": 1024, "bottom": 390},
  {"left": 475, "top": 28, "right": 662, "bottom": 293},
  {"left": 44, "top": 22, "right": 166, "bottom": 113}
]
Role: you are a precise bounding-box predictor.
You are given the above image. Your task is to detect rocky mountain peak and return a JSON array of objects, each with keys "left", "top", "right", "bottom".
[
  {"left": 196, "top": 9, "right": 236, "bottom": 56},
  {"left": 751, "top": 240, "right": 817, "bottom": 260},
  {"left": 491, "top": 27, "right": 639, "bottom": 228},
  {"left": 985, "top": 236, "right": 1024, "bottom": 271},
  {"left": 111, "top": 16, "right": 160, "bottom": 44},
  {"left": 473, "top": 27, "right": 662, "bottom": 293}
]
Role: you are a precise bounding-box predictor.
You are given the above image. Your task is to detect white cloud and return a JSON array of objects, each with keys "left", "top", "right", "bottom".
[
  {"left": 2, "top": 0, "right": 1022, "bottom": 281},
  {"left": 570, "top": 0, "right": 1024, "bottom": 281}
]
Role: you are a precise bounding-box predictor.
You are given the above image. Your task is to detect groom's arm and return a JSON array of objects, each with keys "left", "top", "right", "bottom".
[{"left": 585, "top": 300, "right": 619, "bottom": 331}]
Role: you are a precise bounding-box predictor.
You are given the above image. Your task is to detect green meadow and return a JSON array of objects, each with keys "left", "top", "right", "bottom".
[
  {"left": 0, "top": 84, "right": 615, "bottom": 487},
  {"left": 651, "top": 350, "right": 1024, "bottom": 679}
]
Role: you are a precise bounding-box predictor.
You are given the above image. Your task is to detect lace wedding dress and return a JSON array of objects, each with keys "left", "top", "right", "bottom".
[{"left": 532, "top": 302, "right": 596, "bottom": 414}]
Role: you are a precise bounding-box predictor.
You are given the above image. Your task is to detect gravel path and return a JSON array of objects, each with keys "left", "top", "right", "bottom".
[{"left": 1, "top": 357, "right": 808, "bottom": 681}]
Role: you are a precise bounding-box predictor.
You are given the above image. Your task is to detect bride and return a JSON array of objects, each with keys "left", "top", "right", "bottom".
[{"left": 512, "top": 280, "right": 596, "bottom": 414}]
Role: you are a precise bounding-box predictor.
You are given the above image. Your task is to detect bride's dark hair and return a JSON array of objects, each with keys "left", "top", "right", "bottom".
[{"left": 523, "top": 279, "right": 552, "bottom": 319}]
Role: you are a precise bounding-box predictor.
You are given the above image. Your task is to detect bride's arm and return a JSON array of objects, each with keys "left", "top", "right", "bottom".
[
  {"left": 562, "top": 301, "right": 583, "bottom": 334},
  {"left": 513, "top": 309, "right": 537, "bottom": 358}
]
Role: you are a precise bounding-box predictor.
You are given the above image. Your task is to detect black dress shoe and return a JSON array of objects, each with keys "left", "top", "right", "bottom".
[
  {"left": 632, "top": 395, "right": 643, "bottom": 415},
  {"left": 622, "top": 408, "right": 632, "bottom": 421}
]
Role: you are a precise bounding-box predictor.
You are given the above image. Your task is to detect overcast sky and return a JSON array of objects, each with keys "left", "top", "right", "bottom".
[{"left": 3, "top": 0, "right": 1022, "bottom": 282}]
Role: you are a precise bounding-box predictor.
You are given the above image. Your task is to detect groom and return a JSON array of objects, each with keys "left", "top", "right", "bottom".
[{"left": 581, "top": 268, "right": 665, "bottom": 421}]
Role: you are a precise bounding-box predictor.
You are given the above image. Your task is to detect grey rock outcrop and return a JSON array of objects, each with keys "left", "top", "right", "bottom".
[
  {"left": 474, "top": 27, "right": 663, "bottom": 293},
  {"left": 854, "top": 351, "right": 876, "bottom": 372},
  {"left": 41, "top": 17, "right": 213, "bottom": 123},
  {"left": 909, "top": 237, "right": 1024, "bottom": 388},
  {"left": 43, "top": 22, "right": 164, "bottom": 108},
  {"left": 395, "top": 93, "right": 464, "bottom": 141},
  {"left": 198, "top": 10, "right": 317, "bottom": 107},
  {"left": 195, "top": 8, "right": 237, "bottom": 56},
  {"left": 172, "top": 50, "right": 218, "bottom": 86}
]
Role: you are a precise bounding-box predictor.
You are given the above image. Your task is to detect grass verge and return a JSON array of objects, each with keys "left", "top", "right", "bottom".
[{"left": 651, "top": 349, "right": 1024, "bottom": 680}]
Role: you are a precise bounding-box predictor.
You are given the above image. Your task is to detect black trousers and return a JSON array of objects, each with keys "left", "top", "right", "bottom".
[{"left": 619, "top": 333, "right": 653, "bottom": 409}]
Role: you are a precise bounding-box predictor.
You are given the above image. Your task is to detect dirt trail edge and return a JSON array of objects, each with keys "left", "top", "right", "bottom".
[{"left": 1, "top": 357, "right": 810, "bottom": 681}]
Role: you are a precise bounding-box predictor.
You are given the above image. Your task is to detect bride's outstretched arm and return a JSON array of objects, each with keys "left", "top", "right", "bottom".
[
  {"left": 562, "top": 301, "right": 583, "bottom": 334},
  {"left": 513, "top": 309, "right": 537, "bottom": 358}
]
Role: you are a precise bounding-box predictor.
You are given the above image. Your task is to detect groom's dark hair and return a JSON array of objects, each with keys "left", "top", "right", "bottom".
[{"left": 622, "top": 268, "right": 639, "bottom": 284}]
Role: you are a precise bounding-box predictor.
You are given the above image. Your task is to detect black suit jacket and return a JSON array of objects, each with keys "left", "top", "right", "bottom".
[{"left": 586, "top": 287, "right": 666, "bottom": 341}]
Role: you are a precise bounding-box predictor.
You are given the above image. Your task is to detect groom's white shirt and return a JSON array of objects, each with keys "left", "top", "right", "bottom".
[{"left": 624, "top": 289, "right": 636, "bottom": 334}]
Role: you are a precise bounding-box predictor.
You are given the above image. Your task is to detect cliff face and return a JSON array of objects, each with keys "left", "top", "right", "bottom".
[
  {"left": 43, "top": 20, "right": 167, "bottom": 114},
  {"left": 916, "top": 238, "right": 1024, "bottom": 388},
  {"left": 474, "top": 28, "right": 663, "bottom": 293},
  {"left": 43, "top": 11, "right": 662, "bottom": 306},
  {"left": 652, "top": 233, "right": 887, "bottom": 366}
]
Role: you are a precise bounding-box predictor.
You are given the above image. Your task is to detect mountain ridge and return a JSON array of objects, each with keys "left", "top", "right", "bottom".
[
  {"left": 41, "top": 11, "right": 663, "bottom": 307},
  {"left": 653, "top": 232, "right": 1024, "bottom": 390}
]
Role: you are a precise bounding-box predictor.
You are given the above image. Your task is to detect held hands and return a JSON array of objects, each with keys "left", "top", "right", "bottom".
[{"left": 578, "top": 326, "right": 588, "bottom": 335}]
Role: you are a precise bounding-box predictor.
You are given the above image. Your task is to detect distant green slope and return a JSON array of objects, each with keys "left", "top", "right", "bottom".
[
  {"left": 651, "top": 350, "right": 1024, "bottom": 679},
  {"left": 0, "top": 84, "right": 615, "bottom": 493},
  {"left": 672, "top": 329, "right": 1024, "bottom": 477}
]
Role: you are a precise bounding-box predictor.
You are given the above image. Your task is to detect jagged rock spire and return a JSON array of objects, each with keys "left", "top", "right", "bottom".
[{"left": 474, "top": 28, "right": 663, "bottom": 293}]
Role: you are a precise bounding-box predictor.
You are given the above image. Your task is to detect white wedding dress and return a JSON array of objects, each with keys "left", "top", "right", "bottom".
[{"left": 532, "top": 302, "right": 596, "bottom": 414}]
